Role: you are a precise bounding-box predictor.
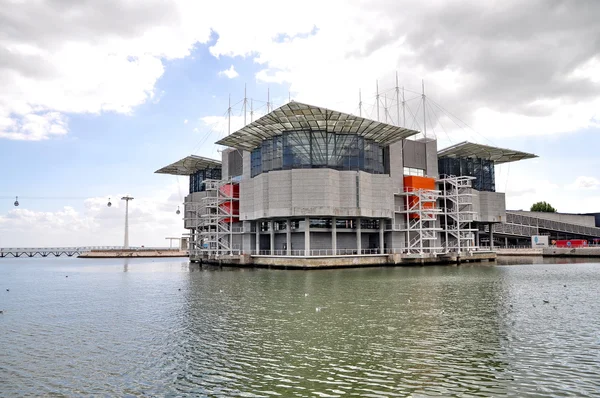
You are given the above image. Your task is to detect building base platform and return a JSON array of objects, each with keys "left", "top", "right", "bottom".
[{"left": 190, "top": 251, "right": 496, "bottom": 269}]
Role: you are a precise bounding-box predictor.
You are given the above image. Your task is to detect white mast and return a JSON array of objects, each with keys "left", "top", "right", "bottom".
[
  {"left": 395, "top": 72, "right": 400, "bottom": 126},
  {"left": 228, "top": 94, "right": 231, "bottom": 135},
  {"left": 359, "top": 89, "right": 362, "bottom": 117},
  {"left": 267, "top": 87, "right": 271, "bottom": 113},
  {"left": 402, "top": 86, "right": 406, "bottom": 127},
  {"left": 121, "top": 196, "right": 134, "bottom": 249},
  {"left": 243, "top": 84, "right": 247, "bottom": 126},
  {"left": 376, "top": 80, "right": 380, "bottom": 122},
  {"left": 422, "top": 80, "right": 426, "bottom": 138},
  {"left": 250, "top": 98, "right": 254, "bottom": 122},
  {"left": 384, "top": 94, "right": 388, "bottom": 123}
]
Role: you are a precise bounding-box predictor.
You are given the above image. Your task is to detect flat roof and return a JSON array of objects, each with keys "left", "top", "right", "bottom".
[
  {"left": 215, "top": 101, "right": 420, "bottom": 151},
  {"left": 154, "top": 155, "right": 221, "bottom": 176},
  {"left": 438, "top": 141, "right": 537, "bottom": 164}
]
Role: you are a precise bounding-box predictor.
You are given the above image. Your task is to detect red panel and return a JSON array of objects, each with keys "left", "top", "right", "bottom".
[
  {"left": 219, "top": 184, "right": 239, "bottom": 198},
  {"left": 554, "top": 240, "right": 588, "bottom": 248},
  {"left": 220, "top": 201, "right": 239, "bottom": 224}
]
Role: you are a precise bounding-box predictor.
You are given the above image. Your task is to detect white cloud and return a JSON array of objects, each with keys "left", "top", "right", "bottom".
[
  {"left": 567, "top": 176, "right": 600, "bottom": 190},
  {"left": 218, "top": 65, "right": 239, "bottom": 79},
  {"left": 3, "top": 0, "right": 599, "bottom": 141},
  {"left": 0, "top": 0, "right": 213, "bottom": 141},
  {"left": 0, "top": 183, "right": 187, "bottom": 247},
  {"left": 184, "top": 119, "right": 188, "bottom": 124}
]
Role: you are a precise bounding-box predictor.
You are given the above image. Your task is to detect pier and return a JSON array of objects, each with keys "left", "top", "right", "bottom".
[
  {"left": 0, "top": 247, "right": 107, "bottom": 258},
  {"left": 1, "top": 247, "right": 187, "bottom": 259}
]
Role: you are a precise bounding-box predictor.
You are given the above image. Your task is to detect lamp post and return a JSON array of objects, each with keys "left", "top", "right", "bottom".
[{"left": 121, "top": 196, "right": 134, "bottom": 249}]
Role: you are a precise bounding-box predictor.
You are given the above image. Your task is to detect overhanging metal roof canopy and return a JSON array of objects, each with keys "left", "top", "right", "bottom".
[
  {"left": 438, "top": 141, "right": 537, "bottom": 165},
  {"left": 215, "top": 101, "right": 421, "bottom": 151},
  {"left": 154, "top": 155, "right": 221, "bottom": 176}
]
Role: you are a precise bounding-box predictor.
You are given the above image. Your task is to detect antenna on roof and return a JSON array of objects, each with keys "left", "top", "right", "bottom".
[
  {"left": 422, "top": 79, "right": 426, "bottom": 138},
  {"left": 243, "top": 84, "right": 247, "bottom": 126},
  {"left": 376, "top": 80, "right": 380, "bottom": 122},
  {"left": 359, "top": 88, "right": 362, "bottom": 117},
  {"left": 395, "top": 72, "right": 400, "bottom": 127},
  {"left": 402, "top": 86, "right": 406, "bottom": 127},
  {"left": 267, "top": 87, "right": 271, "bottom": 113},
  {"left": 384, "top": 94, "right": 388, "bottom": 123},
  {"left": 228, "top": 94, "right": 231, "bottom": 135}
]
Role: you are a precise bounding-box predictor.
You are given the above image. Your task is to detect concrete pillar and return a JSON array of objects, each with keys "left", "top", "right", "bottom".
[
  {"left": 489, "top": 222, "right": 494, "bottom": 249},
  {"left": 505, "top": 236, "right": 508, "bottom": 248},
  {"left": 305, "top": 216, "right": 310, "bottom": 256},
  {"left": 475, "top": 229, "right": 480, "bottom": 247},
  {"left": 286, "top": 219, "right": 291, "bottom": 256},
  {"left": 379, "top": 219, "right": 385, "bottom": 254},
  {"left": 255, "top": 222, "right": 260, "bottom": 254},
  {"left": 332, "top": 217, "right": 337, "bottom": 255},
  {"left": 356, "top": 218, "right": 362, "bottom": 254},
  {"left": 269, "top": 220, "right": 275, "bottom": 255},
  {"left": 242, "top": 221, "right": 252, "bottom": 254}
]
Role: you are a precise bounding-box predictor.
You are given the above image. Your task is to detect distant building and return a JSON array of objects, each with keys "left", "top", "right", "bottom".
[{"left": 156, "top": 101, "right": 558, "bottom": 264}]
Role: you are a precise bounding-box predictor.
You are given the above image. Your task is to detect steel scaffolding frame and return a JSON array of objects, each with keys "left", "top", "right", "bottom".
[
  {"left": 186, "top": 179, "right": 240, "bottom": 257},
  {"left": 439, "top": 175, "right": 478, "bottom": 252},
  {"left": 395, "top": 188, "right": 443, "bottom": 254}
]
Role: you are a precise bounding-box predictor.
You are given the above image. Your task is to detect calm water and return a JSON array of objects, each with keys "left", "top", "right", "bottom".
[{"left": 1, "top": 257, "right": 599, "bottom": 397}]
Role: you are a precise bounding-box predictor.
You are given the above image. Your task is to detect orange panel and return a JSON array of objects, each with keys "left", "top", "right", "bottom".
[
  {"left": 403, "top": 176, "right": 436, "bottom": 191},
  {"left": 404, "top": 176, "right": 436, "bottom": 219}
]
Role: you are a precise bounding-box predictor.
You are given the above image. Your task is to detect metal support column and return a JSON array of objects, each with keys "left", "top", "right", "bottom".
[
  {"left": 489, "top": 222, "right": 494, "bottom": 249},
  {"left": 255, "top": 222, "right": 260, "bottom": 254},
  {"left": 305, "top": 217, "right": 310, "bottom": 256},
  {"left": 332, "top": 217, "right": 337, "bottom": 255},
  {"left": 269, "top": 220, "right": 275, "bottom": 255},
  {"left": 286, "top": 219, "right": 291, "bottom": 256},
  {"left": 356, "top": 218, "right": 362, "bottom": 254},
  {"left": 379, "top": 219, "right": 385, "bottom": 254}
]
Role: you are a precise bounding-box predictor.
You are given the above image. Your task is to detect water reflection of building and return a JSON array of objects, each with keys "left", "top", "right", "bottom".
[{"left": 156, "top": 102, "right": 537, "bottom": 265}]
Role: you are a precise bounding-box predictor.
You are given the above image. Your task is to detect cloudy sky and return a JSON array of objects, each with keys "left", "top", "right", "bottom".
[{"left": 1, "top": 0, "right": 599, "bottom": 247}]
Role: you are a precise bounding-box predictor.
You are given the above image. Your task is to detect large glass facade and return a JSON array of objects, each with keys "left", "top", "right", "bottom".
[
  {"left": 438, "top": 157, "right": 495, "bottom": 192},
  {"left": 251, "top": 131, "right": 385, "bottom": 177},
  {"left": 189, "top": 167, "right": 222, "bottom": 193}
]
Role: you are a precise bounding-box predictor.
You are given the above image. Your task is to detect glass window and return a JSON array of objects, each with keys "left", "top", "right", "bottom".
[
  {"left": 309, "top": 218, "right": 332, "bottom": 228},
  {"left": 189, "top": 167, "right": 221, "bottom": 193},
  {"left": 403, "top": 167, "right": 424, "bottom": 176},
  {"left": 311, "top": 131, "right": 327, "bottom": 167},
  {"left": 272, "top": 135, "right": 283, "bottom": 170},
  {"left": 335, "top": 219, "right": 356, "bottom": 229},
  {"left": 251, "top": 149, "right": 262, "bottom": 178},
  {"left": 251, "top": 131, "right": 386, "bottom": 177},
  {"left": 284, "top": 131, "right": 311, "bottom": 168},
  {"left": 360, "top": 219, "right": 380, "bottom": 229},
  {"left": 261, "top": 139, "right": 272, "bottom": 172}
]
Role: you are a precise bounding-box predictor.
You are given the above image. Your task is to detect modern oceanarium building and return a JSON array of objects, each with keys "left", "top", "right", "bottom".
[{"left": 156, "top": 101, "right": 541, "bottom": 267}]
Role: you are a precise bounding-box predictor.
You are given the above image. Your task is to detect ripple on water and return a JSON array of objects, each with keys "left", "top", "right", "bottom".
[{"left": 1, "top": 260, "right": 600, "bottom": 396}]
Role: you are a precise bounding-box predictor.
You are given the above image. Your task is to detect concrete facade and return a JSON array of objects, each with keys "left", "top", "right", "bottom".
[
  {"left": 239, "top": 169, "right": 393, "bottom": 220},
  {"left": 472, "top": 191, "right": 506, "bottom": 223}
]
